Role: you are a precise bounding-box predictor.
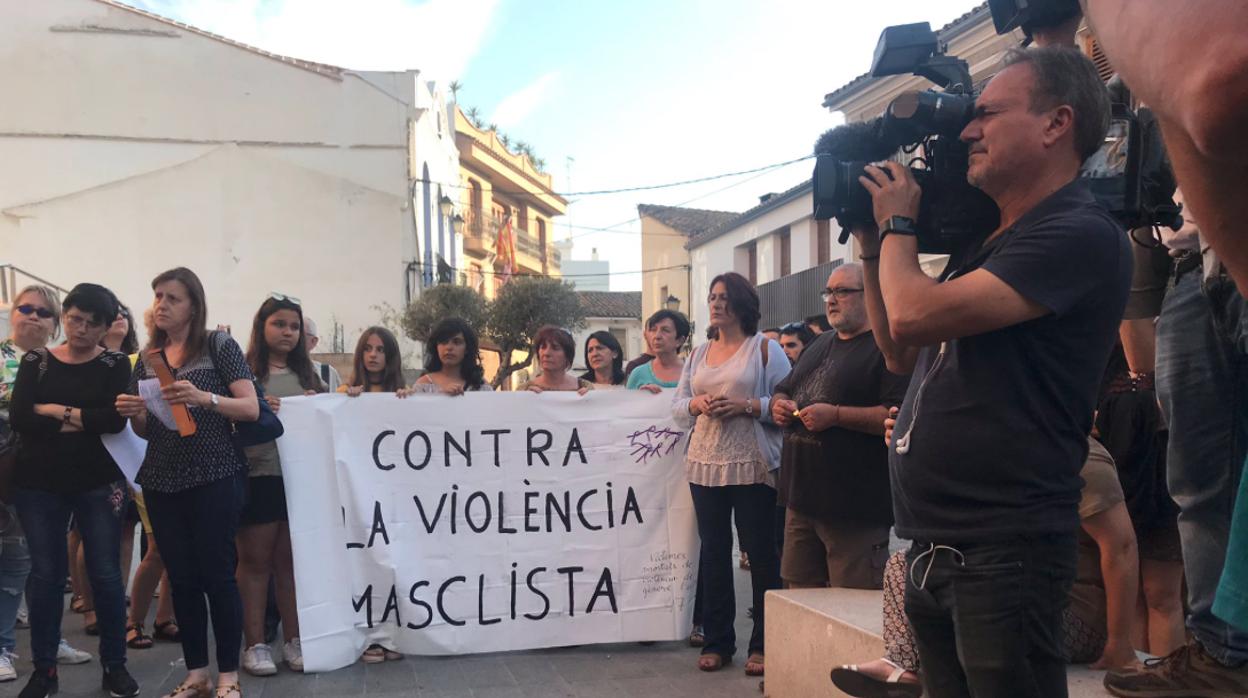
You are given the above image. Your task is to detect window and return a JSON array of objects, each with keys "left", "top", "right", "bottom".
[
  {"left": 779, "top": 229, "right": 791, "bottom": 277},
  {"left": 747, "top": 242, "right": 757, "bottom": 286},
  {"left": 817, "top": 219, "right": 831, "bottom": 265}
]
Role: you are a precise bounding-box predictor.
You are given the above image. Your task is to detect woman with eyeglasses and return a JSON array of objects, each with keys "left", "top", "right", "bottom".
[
  {"left": 579, "top": 331, "right": 626, "bottom": 387},
  {"left": 0, "top": 285, "right": 64, "bottom": 685},
  {"left": 672, "top": 272, "right": 788, "bottom": 677},
  {"left": 115, "top": 267, "right": 260, "bottom": 698},
  {"left": 412, "top": 318, "right": 492, "bottom": 395},
  {"left": 237, "top": 294, "right": 325, "bottom": 676},
  {"left": 337, "top": 327, "right": 404, "bottom": 397},
  {"left": 519, "top": 326, "right": 593, "bottom": 394},
  {"left": 9, "top": 283, "right": 140, "bottom": 698}
]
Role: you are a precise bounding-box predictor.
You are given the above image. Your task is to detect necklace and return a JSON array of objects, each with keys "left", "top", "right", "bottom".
[{"left": 270, "top": 362, "right": 288, "bottom": 369}]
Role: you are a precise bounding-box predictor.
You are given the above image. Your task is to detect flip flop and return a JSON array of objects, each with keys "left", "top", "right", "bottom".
[{"left": 830, "top": 661, "right": 923, "bottom": 697}]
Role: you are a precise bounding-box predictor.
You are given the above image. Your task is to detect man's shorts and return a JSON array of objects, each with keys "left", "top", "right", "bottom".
[{"left": 780, "top": 508, "right": 890, "bottom": 589}]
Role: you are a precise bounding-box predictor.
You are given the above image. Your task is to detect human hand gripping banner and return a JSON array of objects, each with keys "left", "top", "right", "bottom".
[{"left": 276, "top": 391, "right": 698, "bottom": 671}]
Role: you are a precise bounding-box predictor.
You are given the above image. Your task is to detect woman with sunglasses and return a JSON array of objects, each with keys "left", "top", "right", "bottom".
[
  {"left": 412, "top": 318, "right": 491, "bottom": 395},
  {"left": 519, "top": 326, "right": 593, "bottom": 393},
  {"left": 115, "top": 267, "right": 260, "bottom": 698},
  {"left": 0, "top": 285, "right": 63, "bottom": 685},
  {"left": 9, "top": 283, "right": 140, "bottom": 698},
  {"left": 237, "top": 294, "right": 324, "bottom": 676}
]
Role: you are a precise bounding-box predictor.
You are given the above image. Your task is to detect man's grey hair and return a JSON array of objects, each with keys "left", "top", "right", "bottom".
[
  {"left": 1001, "top": 46, "right": 1111, "bottom": 162},
  {"left": 304, "top": 316, "right": 319, "bottom": 338}
]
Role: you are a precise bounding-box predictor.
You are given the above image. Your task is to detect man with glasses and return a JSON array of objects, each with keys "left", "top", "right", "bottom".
[{"left": 770, "top": 264, "right": 910, "bottom": 590}]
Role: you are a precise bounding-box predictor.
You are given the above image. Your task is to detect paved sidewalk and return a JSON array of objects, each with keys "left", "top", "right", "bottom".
[{"left": 0, "top": 565, "right": 768, "bottom": 697}]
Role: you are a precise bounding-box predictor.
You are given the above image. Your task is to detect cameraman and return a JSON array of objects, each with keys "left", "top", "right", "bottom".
[{"left": 854, "top": 47, "right": 1131, "bottom": 697}]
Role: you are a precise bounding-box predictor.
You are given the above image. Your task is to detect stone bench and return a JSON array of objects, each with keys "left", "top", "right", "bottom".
[{"left": 764, "top": 588, "right": 1116, "bottom": 698}]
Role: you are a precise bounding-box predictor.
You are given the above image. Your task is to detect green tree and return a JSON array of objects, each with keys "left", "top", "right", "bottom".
[
  {"left": 401, "top": 284, "right": 489, "bottom": 343},
  {"left": 485, "top": 276, "right": 586, "bottom": 388}
]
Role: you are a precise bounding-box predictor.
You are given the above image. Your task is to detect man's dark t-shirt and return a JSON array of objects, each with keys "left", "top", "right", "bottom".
[
  {"left": 775, "top": 331, "right": 910, "bottom": 526},
  {"left": 889, "top": 179, "right": 1132, "bottom": 542}
]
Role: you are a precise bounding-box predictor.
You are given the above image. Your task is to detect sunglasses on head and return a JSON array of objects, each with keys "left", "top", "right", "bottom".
[
  {"left": 268, "top": 292, "right": 302, "bottom": 308},
  {"left": 780, "top": 321, "right": 806, "bottom": 333},
  {"left": 15, "top": 304, "right": 54, "bottom": 320}
]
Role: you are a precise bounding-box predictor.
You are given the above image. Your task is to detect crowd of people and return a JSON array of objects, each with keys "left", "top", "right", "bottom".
[{"left": 0, "top": 25, "right": 1246, "bottom": 698}]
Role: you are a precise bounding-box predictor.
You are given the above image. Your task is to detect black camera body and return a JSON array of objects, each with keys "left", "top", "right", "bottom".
[{"left": 813, "top": 23, "right": 998, "bottom": 254}]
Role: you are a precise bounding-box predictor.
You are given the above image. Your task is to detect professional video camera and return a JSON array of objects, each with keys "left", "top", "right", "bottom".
[
  {"left": 813, "top": 18, "right": 1182, "bottom": 254},
  {"left": 812, "top": 22, "right": 997, "bottom": 254}
]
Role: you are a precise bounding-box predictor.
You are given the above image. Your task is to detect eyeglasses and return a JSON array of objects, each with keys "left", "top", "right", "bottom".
[
  {"left": 63, "top": 313, "right": 105, "bottom": 331},
  {"left": 780, "top": 321, "right": 806, "bottom": 333},
  {"left": 15, "top": 304, "right": 55, "bottom": 320},
  {"left": 268, "top": 292, "right": 302, "bottom": 307},
  {"left": 821, "top": 287, "right": 864, "bottom": 302}
]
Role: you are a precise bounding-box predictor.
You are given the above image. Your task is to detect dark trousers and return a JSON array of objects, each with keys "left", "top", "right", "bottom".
[
  {"left": 689, "top": 483, "right": 780, "bottom": 658},
  {"left": 903, "top": 535, "right": 1076, "bottom": 698},
  {"left": 146, "top": 473, "right": 246, "bottom": 673},
  {"left": 15, "top": 482, "right": 129, "bottom": 671}
]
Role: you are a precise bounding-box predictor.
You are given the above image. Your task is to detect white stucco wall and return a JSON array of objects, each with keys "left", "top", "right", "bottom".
[
  {"left": 688, "top": 190, "right": 852, "bottom": 340},
  {"left": 0, "top": 0, "right": 458, "bottom": 356}
]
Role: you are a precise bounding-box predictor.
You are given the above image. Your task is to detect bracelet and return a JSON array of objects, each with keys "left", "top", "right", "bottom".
[
  {"left": 860, "top": 253, "right": 880, "bottom": 261},
  {"left": 745, "top": 399, "right": 754, "bottom": 417},
  {"left": 63, "top": 406, "right": 73, "bottom": 424}
]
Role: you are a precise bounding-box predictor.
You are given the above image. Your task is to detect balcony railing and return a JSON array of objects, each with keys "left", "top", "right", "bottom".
[{"left": 460, "top": 207, "right": 559, "bottom": 272}]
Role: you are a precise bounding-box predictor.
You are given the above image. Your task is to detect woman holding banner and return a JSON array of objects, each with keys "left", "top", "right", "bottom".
[
  {"left": 579, "top": 331, "right": 625, "bottom": 387},
  {"left": 337, "top": 327, "right": 404, "bottom": 396},
  {"left": 520, "top": 326, "right": 593, "bottom": 394},
  {"left": 116, "top": 267, "right": 259, "bottom": 698},
  {"left": 9, "top": 283, "right": 139, "bottom": 698},
  {"left": 237, "top": 294, "right": 326, "bottom": 676},
  {"left": 672, "top": 272, "right": 787, "bottom": 677},
  {"left": 412, "top": 318, "right": 492, "bottom": 394}
]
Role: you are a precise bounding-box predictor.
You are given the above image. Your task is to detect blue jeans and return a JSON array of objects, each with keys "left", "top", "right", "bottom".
[
  {"left": 688, "top": 483, "right": 780, "bottom": 658},
  {"left": 14, "top": 483, "right": 129, "bottom": 670},
  {"left": 904, "top": 535, "right": 1076, "bottom": 698},
  {"left": 145, "top": 473, "right": 245, "bottom": 673},
  {"left": 1156, "top": 270, "right": 1248, "bottom": 663},
  {"left": 0, "top": 505, "right": 30, "bottom": 653}
]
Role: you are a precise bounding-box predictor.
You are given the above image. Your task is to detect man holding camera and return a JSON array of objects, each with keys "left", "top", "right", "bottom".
[{"left": 853, "top": 47, "right": 1131, "bottom": 697}]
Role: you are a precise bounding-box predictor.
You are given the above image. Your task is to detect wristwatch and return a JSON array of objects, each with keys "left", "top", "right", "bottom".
[
  {"left": 209, "top": 393, "right": 220, "bottom": 411},
  {"left": 745, "top": 400, "right": 754, "bottom": 417},
  {"left": 879, "top": 215, "right": 917, "bottom": 242},
  {"left": 63, "top": 406, "right": 73, "bottom": 424}
]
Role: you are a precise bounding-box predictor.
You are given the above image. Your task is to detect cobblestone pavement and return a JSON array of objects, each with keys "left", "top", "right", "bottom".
[{"left": 0, "top": 564, "right": 767, "bottom": 697}]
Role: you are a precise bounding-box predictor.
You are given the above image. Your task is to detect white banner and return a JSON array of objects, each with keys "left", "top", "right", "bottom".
[{"left": 276, "top": 391, "right": 698, "bottom": 672}]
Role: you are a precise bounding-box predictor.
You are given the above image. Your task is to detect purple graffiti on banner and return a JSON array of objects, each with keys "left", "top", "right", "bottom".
[{"left": 626, "top": 425, "right": 686, "bottom": 464}]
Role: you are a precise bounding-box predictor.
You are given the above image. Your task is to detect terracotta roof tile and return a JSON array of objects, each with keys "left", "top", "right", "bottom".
[
  {"left": 637, "top": 204, "right": 739, "bottom": 238},
  {"left": 577, "top": 291, "right": 642, "bottom": 319}
]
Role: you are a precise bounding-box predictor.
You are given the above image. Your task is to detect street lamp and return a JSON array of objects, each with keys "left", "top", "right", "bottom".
[
  {"left": 665, "top": 295, "right": 681, "bottom": 312},
  {"left": 451, "top": 214, "right": 465, "bottom": 236},
  {"left": 439, "top": 194, "right": 454, "bottom": 219}
]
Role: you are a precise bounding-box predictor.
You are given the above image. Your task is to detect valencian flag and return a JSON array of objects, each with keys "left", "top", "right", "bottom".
[{"left": 493, "top": 214, "right": 517, "bottom": 282}]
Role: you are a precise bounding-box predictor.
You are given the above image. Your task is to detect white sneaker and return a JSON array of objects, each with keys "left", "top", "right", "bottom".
[
  {"left": 242, "top": 643, "right": 277, "bottom": 676},
  {"left": 283, "top": 638, "right": 303, "bottom": 672},
  {"left": 0, "top": 649, "right": 17, "bottom": 682},
  {"left": 57, "top": 638, "right": 92, "bottom": 665}
]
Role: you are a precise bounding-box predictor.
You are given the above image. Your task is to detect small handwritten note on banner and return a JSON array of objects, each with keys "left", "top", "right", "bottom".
[{"left": 276, "top": 391, "right": 697, "bottom": 671}]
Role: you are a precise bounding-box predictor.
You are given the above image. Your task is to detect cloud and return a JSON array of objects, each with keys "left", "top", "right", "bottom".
[
  {"left": 490, "top": 71, "right": 560, "bottom": 129},
  {"left": 132, "top": 0, "right": 499, "bottom": 80}
]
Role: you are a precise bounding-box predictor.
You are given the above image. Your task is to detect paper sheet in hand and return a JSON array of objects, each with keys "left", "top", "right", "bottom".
[
  {"left": 138, "top": 378, "right": 177, "bottom": 430},
  {"left": 101, "top": 424, "right": 145, "bottom": 490}
]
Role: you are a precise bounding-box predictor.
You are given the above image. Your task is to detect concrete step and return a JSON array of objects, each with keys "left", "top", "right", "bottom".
[{"left": 764, "top": 588, "right": 1115, "bottom": 698}]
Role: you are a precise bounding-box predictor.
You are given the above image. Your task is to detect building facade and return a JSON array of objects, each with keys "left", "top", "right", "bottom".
[
  {"left": 552, "top": 241, "right": 610, "bottom": 292},
  {"left": 0, "top": 0, "right": 459, "bottom": 358},
  {"left": 637, "top": 204, "right": 738, "bottom": 326},
  {"left": 454, "top": 107, "right": 567, "bottom": 300},
  {"left": 570, "top": 291, "right": 643, "bottom": 377}
]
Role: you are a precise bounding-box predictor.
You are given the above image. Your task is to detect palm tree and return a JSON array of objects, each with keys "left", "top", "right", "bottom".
[
  {"left": 514, "top": 141, "right": 530, "bottom": 158},
  {"left": 465, "top": 106, "right": 482, "bottom": 128},
  {"left": 448, "top": 80, "right": 462, "bottom": 101}
]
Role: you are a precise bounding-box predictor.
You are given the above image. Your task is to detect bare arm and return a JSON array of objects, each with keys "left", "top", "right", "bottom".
[
  {"left": 855, "top": 227, "right": 920, "bottom": 374},
  {"left": 1081, "top": 501, "right": 1140, "bottom": 669}
]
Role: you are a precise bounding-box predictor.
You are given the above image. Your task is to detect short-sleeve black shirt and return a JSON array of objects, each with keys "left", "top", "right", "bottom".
[
  {"left": 889, "top": 178, "right": 1132, "bottom": 542},
  {"left": 129, "top": 333, "right": 253, "bottom": 493},
  {"left": 774, "top": 331, "right": 911, "bottom": 525}
]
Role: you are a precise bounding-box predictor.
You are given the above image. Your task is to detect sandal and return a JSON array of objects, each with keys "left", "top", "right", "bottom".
[
  {"left": 126, "top": 623, "right": 154, "bottom": 649},
  {"left": 688, "top": 625, "right": 706, "bottom": 648},
  {"left": 215, "top": 682, "right": 242, "bottom": 698},
  {"left": 830, "top": 660, "right": 923, "bottom": 698},
  {"left": 361, "top": 645, "right": 386, "bottom": 664},
  {"left": 163, "top": 678, "right": 212, "bottom": 698},
  {"left": 698, "top": 653, "right": 728, "bottom": 672},
  {"left": 744, "top": 653, "right": 765, "bottom": 677},
  {"left": 70, "top": 594, "right": 89, "bottom": 614},
  {"left": 154, "top": 620, "right": 181, "bottom": 642}
]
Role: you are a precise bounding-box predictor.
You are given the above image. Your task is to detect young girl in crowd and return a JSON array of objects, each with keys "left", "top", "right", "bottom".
[
  {"left": 411, "top": 318, "right": 492, "bottom": 395},
  {"left": 579, "top": 331, "right": 625, "bottom": 387},
  {"left": 10, "top": 284, "right": 139, "bottom": 698},
  {"left": 238, "top": 294, "right": 326, "bottom": 676},
  {"left": 520, "top": 326, "right": 593, "bottom": 394},
  {"left": 116, "top": 267, "right": 260, "bottom": 698},
  {"left": 337, "top": 327, "right": 404, "bottom": 397}
]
